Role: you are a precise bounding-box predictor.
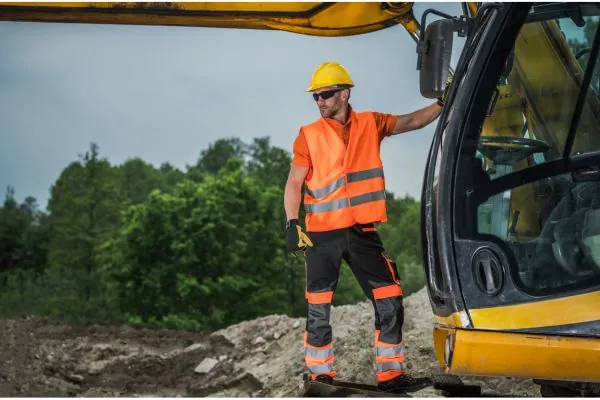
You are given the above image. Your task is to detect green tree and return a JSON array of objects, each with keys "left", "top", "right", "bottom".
[
  {"left": 106, "top": 158, "right": 302, "bottom": 329},
  {"left": 0, "top": 188, "right": 49, "bottom": 276},
  {"left": 158, "top": 162, "right": 185, "bottom": 191},
  {"left": 118, "top": 158, "right": 163, "bottom": 205},
  {"left": 0, "top": 135, "right": 425, "bottom": 327},
  {"left": 0, "top": 189, "right": 50, "bottom": 316},
  {"left": 187, "top": 137, "right": 247, "bottom": 181},
  {"left": 247, "top": 137, "right": 292, "bottom": 187},
  {"left": 45, "top": 143, "right": 122, "bottom": 321}
]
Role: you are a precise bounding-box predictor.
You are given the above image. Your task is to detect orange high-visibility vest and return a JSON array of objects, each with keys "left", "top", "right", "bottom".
[{"left": 302, "top": 112, "right": 387, "bottom": 232}]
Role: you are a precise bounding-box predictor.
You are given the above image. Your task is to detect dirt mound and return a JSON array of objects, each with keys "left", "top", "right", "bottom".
[{"left": 0, "top": 288, "right": 540, "bottom": 397}]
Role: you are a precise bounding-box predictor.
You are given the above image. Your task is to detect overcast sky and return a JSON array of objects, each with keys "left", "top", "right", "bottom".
[{"left": 0, "top": 2, "right": 465, "bottom": 209}]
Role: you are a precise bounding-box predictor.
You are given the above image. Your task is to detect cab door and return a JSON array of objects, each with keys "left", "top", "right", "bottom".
[{"left": 428, "top": 3, "right": 600, "bottom": 337}]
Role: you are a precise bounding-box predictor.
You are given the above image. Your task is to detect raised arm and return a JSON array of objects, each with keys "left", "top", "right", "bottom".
[{"left": 391, "top": 102, "right": 442, "bottom": 135}]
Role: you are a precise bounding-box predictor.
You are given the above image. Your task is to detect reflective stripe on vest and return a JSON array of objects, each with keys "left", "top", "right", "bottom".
[
  {"left": 305, "top": 167, "right": 384, "bottom": 200},
  {"left": 305, "top": 189, "right": 386, "bottom": 214},
  {"left": 304, "top": 167, "right": 385, "bottom": 214}
]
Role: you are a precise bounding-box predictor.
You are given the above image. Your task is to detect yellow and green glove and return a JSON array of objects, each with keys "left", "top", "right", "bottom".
[
  {"left": 437, "top": 76, "right": 453, "bottom": 107},
  {"left": 286, "top": 219, "right": 313, "bottom": 254}
]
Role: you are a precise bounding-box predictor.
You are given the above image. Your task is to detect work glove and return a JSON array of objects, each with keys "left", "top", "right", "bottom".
[
  {"left": 437, "top": 76, "right": 453, "bottom": 107},
  {"left": 286, "top": 219, "right": 313, "bottom": 255}
]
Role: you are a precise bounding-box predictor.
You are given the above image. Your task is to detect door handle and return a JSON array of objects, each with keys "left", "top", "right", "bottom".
[{"left": 473, "top": 248, "right": 504, "bottom": 296}]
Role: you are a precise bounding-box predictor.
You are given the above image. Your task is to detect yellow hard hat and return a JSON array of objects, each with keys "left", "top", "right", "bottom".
[{"left": 306, "top": 62, "right": 354, "bottom": 92}]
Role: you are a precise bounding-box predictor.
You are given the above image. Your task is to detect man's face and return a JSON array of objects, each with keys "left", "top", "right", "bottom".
[{"left": 312, "top": 86, "right": 346, "bottom": 118}]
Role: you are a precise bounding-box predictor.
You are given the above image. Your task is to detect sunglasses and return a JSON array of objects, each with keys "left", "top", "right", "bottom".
[{"left": 312, "top": 88, "right": 343, "bottom": 101}]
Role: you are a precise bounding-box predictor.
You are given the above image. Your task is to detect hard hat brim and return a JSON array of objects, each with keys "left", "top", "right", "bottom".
[{"left": 306, "top": 83, "right": 354, "bottom": 92}]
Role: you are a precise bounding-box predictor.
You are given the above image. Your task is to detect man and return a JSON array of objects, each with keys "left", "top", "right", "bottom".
[{"left": 284, "top": 61, "right": 448, "bottom": 393}]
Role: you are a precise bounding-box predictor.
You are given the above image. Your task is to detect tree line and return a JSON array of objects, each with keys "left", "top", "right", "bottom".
[{"left": 0, "top": 138, "right": 424, "bottom": 331}]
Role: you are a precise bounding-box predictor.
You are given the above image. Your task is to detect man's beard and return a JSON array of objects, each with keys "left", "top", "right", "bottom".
[{"left": 320, "top": 107, "right": 335, "bottom": 118}]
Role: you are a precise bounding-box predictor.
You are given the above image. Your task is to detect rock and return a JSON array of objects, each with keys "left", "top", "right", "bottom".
[
  {"left": 273, "top": 332, "right": 281, "bottom": 340},
  {"left": 293, "top": 320, "right": 300, "bottom": 329},
  {"left": 253, "top": 337, "right": 266, "bottom": 346},
  {"left": 161, "top": 343, "right": 209, "bottom": 360},
  {"left": 188, "top": 364, "right": 263, "bottom": 397},
  {"left": 66, "top": 374, "right": 84, "bottom": 384},
  {"left": 184, "top": 343, "right": 208, "bottom": 353},
  {"left": 194, "top": 358, "right": 219, "bottom": 374},
  {"left": 209, "top": 333, "right": 235, "bottom": 349},
  {"left": 265, "top": 342, "right": 282, "bottom": 355}
]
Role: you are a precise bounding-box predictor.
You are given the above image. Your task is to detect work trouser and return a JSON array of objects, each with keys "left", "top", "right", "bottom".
[{"left": 303, "top": 223, "right": 406, "bottom": 383}]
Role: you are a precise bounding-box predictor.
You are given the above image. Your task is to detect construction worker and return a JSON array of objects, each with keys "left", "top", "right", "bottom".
[{"left": 284, "top": 62, "right": 448, "bottom": 393}]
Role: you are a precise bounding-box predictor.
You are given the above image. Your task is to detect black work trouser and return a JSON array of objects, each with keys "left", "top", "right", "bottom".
[{"left": 303, "top": 223, "right": 406, "bottom": 382}]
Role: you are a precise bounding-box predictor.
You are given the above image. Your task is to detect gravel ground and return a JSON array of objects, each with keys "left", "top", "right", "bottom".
[{"left": 0, "top": 287, "right": 540, "bottom": 397}]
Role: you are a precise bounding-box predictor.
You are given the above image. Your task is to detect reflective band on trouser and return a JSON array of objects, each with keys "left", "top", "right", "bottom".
[
  {"left": 304, "top": 290, "right": 337, "bottom": 379},
  {"left": 375, "top": 329, "right": 406, "bottom": 382},
  {"left": 305, "top": 168, "right": 384, "bottom": 200},
  {"left": 304, "top": 190, "right": 386, "bottom": 214},
  {"left": 372, "top": 282, "right": 405, "bottom": 382}
]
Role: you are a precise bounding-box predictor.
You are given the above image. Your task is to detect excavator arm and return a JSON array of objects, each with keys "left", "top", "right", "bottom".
[{"left": 0, "top": 2, "right": 420, "bottom": 37}]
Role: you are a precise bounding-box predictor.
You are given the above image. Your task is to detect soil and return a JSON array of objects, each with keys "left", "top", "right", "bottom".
[{"left": 0, "top": 288, "right": 541, "bottom": 397}]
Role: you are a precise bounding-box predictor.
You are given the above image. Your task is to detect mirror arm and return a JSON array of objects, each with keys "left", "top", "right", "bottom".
[{"left": 416, "top": 10, "right": 472, "bottom": 71}]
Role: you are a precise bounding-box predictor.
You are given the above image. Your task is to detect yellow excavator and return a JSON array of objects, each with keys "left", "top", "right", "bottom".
[{"left": 2, "top": 1, "right": 600, "bottom": 397}]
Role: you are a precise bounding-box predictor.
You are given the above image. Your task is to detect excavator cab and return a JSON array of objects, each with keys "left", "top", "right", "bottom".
[
  {"left": 2, "top": 0, "right": 600, "bottom": 396},
  {"left": 419, "top": 2, "right": 600, "bottom": 395}
]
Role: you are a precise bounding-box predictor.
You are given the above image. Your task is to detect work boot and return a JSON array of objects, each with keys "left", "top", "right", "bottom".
[
  {"left": 378, "top": 374, "right": 431, "bottom": 393},
  {"left": 313, "top": 375, "right": 334, "bottom": 385}
]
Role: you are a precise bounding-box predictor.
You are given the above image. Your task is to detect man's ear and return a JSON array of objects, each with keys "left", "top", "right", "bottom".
[{"left": 342, "top": 88, "right": 351, "bottom": 101}]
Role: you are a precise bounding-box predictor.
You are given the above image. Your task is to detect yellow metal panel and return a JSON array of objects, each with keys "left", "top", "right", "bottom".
[
  {"left": 0, "top": 2, "right": 418, "bottom": 37},
  {"left": 0, "top": 2, "right": 320, "bottom": 12},
  {"left": 466, "top": 2, "right": 478, "bottom": 18},
  {"left": 438, "top": 327, "right": 600, "bottom": 382},
  {"left": 434, "top": 311, "right": 469, "bottom": 328},
  {"left": 469, "top": 290, "right": 600, "bottom": 330},
  {"left": 432, "top": 325, "right": 449, "bottom": 367},
  {"left": 434, "top": 291, "right": 600, "bottom": 331}
]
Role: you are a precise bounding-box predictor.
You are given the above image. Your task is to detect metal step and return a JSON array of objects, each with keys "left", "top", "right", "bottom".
[{"left": 431, "top": 374, "right": 482, "bottom": 397}]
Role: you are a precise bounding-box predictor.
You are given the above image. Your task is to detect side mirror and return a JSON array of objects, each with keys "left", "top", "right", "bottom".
[{"left": 418, "top": 18, "right": 454, "bottom": 99}]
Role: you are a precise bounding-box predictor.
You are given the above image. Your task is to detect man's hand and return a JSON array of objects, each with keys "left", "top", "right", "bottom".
[
  {"left": 437, "top": 76, "right": 453, "bottom": 106},
  {"left": 286, "top": 219, "right": 313, "bottom": 254}
]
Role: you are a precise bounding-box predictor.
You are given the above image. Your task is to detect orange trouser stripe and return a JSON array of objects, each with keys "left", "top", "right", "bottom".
[
  {"left": 305, "top": 355, "right": 335, "bottom": 367},
  {"left": 376, "top": 354, "right": 405, "bottom": 364},
  {"left": 304, "top": 332, "right": 333, "bottom": 350},
  {"left": 312, "top": 372, "right": 337, "bottom": 380},
  {"left": 373, "top": 284, "right": 402, "bottom": 300},
  {"left": 305, "top": 290, "right": 334, "bottom": 304},
  {"left": 374, "top": 330, "right": 404, "bottom": 347},
  {"left": 383, "top": 254, "right": 399, "bottom": 284},
  {"left": 377, "top": 370, "right": 405, "bottom": 382}
]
